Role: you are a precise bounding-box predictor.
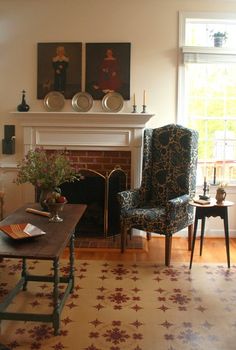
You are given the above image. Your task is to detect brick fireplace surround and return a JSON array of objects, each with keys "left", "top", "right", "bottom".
[
  {"left": 13, "top": 111, "right": 154, "bottom": 237},
  {"left": 66, "top": 149, "right": 132, "bottom": 187},
  {"left": 16, "top": 112, "right": 154, "bottom": 188}
]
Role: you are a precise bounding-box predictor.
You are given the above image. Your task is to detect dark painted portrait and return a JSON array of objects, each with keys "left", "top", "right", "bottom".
[
  {"left": 37, "top": 42, "right": 82, "bottom": 99},
  {"left": 85, "top": 43, "right": 131, "bottom": 100}
]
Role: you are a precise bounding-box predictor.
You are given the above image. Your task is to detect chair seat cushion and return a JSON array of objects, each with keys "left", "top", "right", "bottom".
[{"left": 122, "top": 206, "right": 166, "bottom": 231}]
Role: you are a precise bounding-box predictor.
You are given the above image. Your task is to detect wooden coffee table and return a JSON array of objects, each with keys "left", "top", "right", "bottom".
[{"left": 0, "top": 203, "right": 86, "bottom": 335}]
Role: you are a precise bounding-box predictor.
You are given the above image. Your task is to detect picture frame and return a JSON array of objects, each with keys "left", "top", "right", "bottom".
[
  {"left": 85, "top": 42, "right": 131, "bottom": 100},
  {"left": 37, "top": 42, "right": 82, "bottom": 99}
]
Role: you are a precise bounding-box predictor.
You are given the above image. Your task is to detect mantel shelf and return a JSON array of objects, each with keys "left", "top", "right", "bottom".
[
  {"left": 10, "top": 111, "right": 154, "bottom": 117},
  {"left": 10, "top": 111, "right": 155, "bottom": 128}
]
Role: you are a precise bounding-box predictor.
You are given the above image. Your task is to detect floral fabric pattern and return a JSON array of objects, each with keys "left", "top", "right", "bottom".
[{"left": 117, "top": 124, "right": 198, "bottom": 237}]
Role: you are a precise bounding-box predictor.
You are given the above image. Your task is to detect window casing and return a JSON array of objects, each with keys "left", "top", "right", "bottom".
[{"left": 178, "top": 12, "right": 236, "bottom": 186}]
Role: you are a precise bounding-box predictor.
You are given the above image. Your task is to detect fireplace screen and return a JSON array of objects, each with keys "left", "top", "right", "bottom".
[{"left": 59, "top": 168, "right": 127, "bottom": 237}]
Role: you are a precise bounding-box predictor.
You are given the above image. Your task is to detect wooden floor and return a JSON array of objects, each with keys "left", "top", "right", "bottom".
[{"left": 62, "top": 236, "right": 236, "bottom": 265}]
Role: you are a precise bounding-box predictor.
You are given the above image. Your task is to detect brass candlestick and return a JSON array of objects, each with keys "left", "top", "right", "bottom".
[
  {"left": 132, "top": 105, "right": 137, "bottom": 113},
  {"left": 141, "top": 105, "right": 146, "bottom": 113}
]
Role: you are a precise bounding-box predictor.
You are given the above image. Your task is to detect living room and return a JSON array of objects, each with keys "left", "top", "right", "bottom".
[{"left": 0, "top": 0, "right": 236, "bottom": 349}]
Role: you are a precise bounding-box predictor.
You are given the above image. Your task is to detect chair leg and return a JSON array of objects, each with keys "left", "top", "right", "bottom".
[
  {"left": 121, "top": 224, "right": 128, "bottom": 253},
  {"left": 165, "top": 235, "right": 172, "bottom": 266},
  {"left": 188, "top": 224, "right": 193, "bottom": 251}
]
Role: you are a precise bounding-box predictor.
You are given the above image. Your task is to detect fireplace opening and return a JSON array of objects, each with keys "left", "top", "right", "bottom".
[{"left": 59, "top": 168, "right": 127, "bottom": 237}]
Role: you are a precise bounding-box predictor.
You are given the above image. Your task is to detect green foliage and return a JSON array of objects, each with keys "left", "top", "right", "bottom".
[
  {"left": 210, "top": 31, "right": 228, "bottom": 39},
  {"left": 15, "top": 148, "right": 77, "bottom": 190}
]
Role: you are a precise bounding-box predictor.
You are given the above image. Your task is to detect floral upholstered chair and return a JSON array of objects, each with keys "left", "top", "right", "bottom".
[{"left": 117, "top": 124, "right": 198, "bottom": 266}]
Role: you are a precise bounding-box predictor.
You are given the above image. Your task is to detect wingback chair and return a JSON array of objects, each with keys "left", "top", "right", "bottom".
[{"left": 117, "top": 124, "right": 198, "bottom": 266}]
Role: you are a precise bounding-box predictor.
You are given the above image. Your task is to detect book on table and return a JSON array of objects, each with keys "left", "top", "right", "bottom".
[
  {"left": 193, "top": 199, "right": 211, "bottom": 205},
  {"left": 0, "top": 223, "right": 46, "bottom": 240}
]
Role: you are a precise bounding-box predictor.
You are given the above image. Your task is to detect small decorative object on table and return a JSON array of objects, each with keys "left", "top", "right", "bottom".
[
  {"left": 17, "top": 90, "right": 30, "bottom": 112},
  {"left": 215, "top": 183, "right": 227, "bottom": 204},
  {"left": 45, "top": 191, "right": 67, "bottom": 223},
  {"left": 14, "top": 148, "right": 79, "bottom": 210},
  {"left": 199, "top": 176, "right": 210, "bottom": 200}
]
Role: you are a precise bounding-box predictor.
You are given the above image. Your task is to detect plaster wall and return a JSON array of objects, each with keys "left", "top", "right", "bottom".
[{"left": 0, "top": 0, "right": 236, "bottom": 236}]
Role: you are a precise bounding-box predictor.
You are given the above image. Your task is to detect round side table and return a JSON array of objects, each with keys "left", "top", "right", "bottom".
[{"left": 189, "top": 199, "right": 234, "bottom": 269}]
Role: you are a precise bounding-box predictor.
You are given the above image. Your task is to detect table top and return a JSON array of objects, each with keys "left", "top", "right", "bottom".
[
  {"left": 0, "top": 203, "right": 86, "bottom": 259},
  {"left": 189, "top": 199, "right": 234, "bottom": 208}
]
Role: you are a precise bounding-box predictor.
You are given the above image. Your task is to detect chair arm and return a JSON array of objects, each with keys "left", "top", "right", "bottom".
[
  {"left": 167, "top": 194, "right": 192, "bottom": 220},
  {"left": 117, "top": 189, "right": 141, "bottom": 210}
]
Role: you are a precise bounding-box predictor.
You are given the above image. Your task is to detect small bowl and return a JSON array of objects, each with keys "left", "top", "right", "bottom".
[{"left": 46, "top": 201, "right": 67, "bottom": 223}]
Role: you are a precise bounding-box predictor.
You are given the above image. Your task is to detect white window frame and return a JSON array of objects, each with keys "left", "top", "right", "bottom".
[{"left": 177, "top": 11, "right": 236, "bottom": 186}]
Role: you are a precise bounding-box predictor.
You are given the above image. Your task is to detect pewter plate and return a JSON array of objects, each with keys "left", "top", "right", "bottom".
[
  {"left": 43, "top": 91, "right": 65, "bottom": 111},
  {"left": 72, "top": 92, "right": 93, "bottom": 112},
  {"left": 101, "top": 92, "right": 124, "bottom": 113}
]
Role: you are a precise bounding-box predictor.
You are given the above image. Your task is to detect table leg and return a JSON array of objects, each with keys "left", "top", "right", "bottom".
[
  {"left": 189, "top": 216, "right": 198, "bottom": 269},
  {"left": 223, "top": 208, "right": 230, "bottom": 268},
  {"left": 121, "top": 223, "right": 127, "bottom": 253},
  {"left": 53, "top": 258, "right": 60, "bottom": 335},
  {"left": 69, "top": 233, "right": 75, "bottom": 293},
  {"left": 22, "top": 258, "right": 28, "bottom": 291},
  {"left": 199, "top": 217, "right": 206, "bottom": 256},
  {"left": 188, "top": 224, "right": 193, "bottom": 251}
]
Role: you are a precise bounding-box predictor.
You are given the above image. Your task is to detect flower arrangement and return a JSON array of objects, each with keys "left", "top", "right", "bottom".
[{"left": 15, "top": 148, "right": 78, "bottom": 190}]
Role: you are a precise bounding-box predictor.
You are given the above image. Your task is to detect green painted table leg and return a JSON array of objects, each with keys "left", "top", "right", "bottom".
[
  {"left": 22, "top": 258, "right": 27, "bottom": 291},
  {"left": 69, "top": 233, "right": 75, "bottom": 293},
  {"left": 53, "top": 258, "right": 60, "bottom": 335}
]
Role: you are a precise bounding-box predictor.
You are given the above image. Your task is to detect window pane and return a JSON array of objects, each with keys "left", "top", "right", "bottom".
[
  {"left": 184, "top": 63, "right": 236, "bottom": 184},
  {"left": 185, "top": 18, "right": 236, "bottom": 48}
]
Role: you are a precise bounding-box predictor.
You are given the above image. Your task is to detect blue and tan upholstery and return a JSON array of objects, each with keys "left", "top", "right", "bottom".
[{"left": 117, "top": 124, "right": 198, "bottom": 266}]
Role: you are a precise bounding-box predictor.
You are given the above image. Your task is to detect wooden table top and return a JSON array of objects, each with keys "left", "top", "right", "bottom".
[
  {"left": 0, "top": 203, "right": 86, "bottom": 260},
  {"left": 189, "top": 199, "right": 234, "bottom": 208}
]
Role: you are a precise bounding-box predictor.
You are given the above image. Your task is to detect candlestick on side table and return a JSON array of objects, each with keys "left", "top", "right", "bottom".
[
  {"left": 213, "top": 166, "right": 216, "bottom": 185},
  {"left": 199, "top": 176, "right": 210, "bottom": 200}
]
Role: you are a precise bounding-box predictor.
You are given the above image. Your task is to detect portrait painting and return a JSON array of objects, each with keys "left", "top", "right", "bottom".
[
  {"left": 85, "top": 42, "right": 131, "bottom": 100},
  {"left": 37, "top": 42, "right": 82, "bottom": 99}
]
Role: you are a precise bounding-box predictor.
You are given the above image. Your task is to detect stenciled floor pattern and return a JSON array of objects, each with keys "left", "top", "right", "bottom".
[{"left": 0, "top": 258, "right": 236, "bottom": 350}]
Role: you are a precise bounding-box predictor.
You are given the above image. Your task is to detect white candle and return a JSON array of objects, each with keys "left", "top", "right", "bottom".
[
  {"left": 133, "top": 93, "right": 136, "bottom": 105},
  {"left": 143, "top": 90, "right": 146, "bottom": 105}
]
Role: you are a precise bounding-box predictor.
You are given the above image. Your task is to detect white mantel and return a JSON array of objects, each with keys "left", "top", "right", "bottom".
[{"left": 12, "top": 111, "right": 154, "bottom": 188}]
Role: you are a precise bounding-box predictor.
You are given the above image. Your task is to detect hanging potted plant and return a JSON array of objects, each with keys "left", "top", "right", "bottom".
[{"left": 210, "top": 31, "right": 228, "bottom": 47}]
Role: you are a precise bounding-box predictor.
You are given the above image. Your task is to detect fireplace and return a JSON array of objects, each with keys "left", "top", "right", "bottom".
[
  {"left": 17, "top": 112, "right": 154, "bottom": 188},
  {"left": 59, "top": 167, "right": 127, "bottom": 237},
  {"left": 16, "top": 112, "right": 154, "bottom": 228}
]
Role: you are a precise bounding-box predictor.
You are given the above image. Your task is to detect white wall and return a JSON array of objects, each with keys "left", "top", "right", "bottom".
[{"left": 0, "top": 0, "right": 236, "bottom": 236}]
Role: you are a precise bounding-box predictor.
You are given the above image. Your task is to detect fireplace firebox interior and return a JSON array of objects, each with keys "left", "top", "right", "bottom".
[{"left": 59, "top": 168, "right": 127, "bottom": 237}]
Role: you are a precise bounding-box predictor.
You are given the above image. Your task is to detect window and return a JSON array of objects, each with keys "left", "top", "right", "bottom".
[{"left": 178, "top": 12, "right": 236, "bottom": 186}]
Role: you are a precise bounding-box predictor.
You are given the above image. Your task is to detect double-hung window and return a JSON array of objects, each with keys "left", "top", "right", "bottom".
[{"left": 178, "top": 12, "right": 236, "bottom": 186}]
